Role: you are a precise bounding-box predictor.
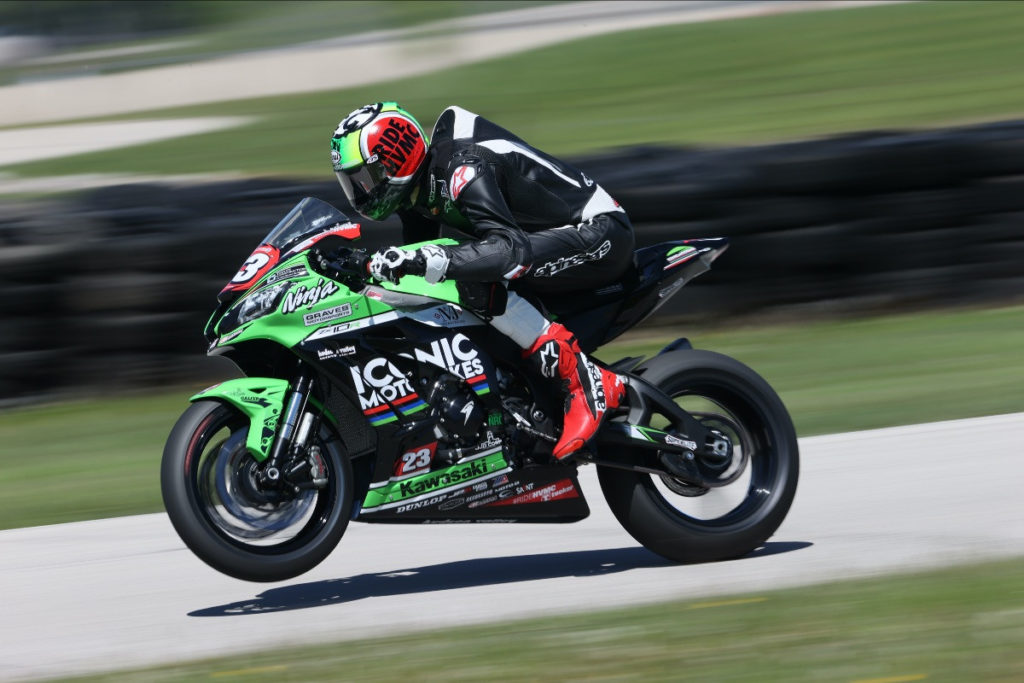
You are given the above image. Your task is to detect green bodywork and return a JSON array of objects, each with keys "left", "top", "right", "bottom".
[
  {"left": 210, "top": 238, "right": 462, "bottom": 350},
  {"left": 360, "top": 451, "right": 510, "bottom": 513},
  {"left": 200, "top": 237, "right": 469, "bottom": 477},
  {"left": 190, "top": 378, "right": 289, "bottom": 462}
]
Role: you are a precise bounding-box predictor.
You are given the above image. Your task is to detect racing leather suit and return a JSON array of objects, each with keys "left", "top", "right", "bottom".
[
  {"left": 397, "top": 106, "right": 636, "bottom": 294},
  {"left": 395, "top": 106, "right": 633, "bottom": 459}
]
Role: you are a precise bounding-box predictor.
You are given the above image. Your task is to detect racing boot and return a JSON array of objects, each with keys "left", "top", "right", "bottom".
[{"left": 525, "top": 322, "right": 626, "bottom": 460}]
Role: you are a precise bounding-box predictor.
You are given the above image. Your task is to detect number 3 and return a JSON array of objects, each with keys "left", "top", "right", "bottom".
[{"left": 232, "top": 252, "right": 271, "bottom": 284}]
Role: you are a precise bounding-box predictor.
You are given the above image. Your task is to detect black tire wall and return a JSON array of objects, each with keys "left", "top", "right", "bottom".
[{"left": 3, "top": 120, "right": 1024, "bottom": 403}]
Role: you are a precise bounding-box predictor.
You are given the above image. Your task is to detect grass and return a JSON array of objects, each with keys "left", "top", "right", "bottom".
[
  {"left": 4, "top": 1, "right": 1024, "bottom": 178},
  {"left": 0, "top": 2, "right": 555, "bottom": 87},
  {"left": 1, "top": 304, "right": 1022, "bottom": 530},
  {"left": 67, "top": 557, "right": 1024, "bottom": 681}
]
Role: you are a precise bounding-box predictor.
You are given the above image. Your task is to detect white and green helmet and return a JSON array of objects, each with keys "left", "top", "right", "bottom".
[{"left": 330, "top": 102, "right": 429, "bottom": 221}]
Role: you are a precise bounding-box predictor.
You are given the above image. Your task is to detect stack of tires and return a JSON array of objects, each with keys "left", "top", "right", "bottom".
[{"left": 2, "top": 119, "right": 1024, "bottom": 403}]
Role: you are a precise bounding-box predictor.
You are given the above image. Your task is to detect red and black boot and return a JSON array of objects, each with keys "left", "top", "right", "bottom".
[{"left": 525, "top": 322, "right": 627, "bottom": 460}]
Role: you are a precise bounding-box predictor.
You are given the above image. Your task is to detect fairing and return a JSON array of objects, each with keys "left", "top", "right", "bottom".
[
  {"left": 198, "top": 197, "right": 728, "bottom": 524},
  {"left": 219, "top": 197, "right": 361, "bottom": 301}
]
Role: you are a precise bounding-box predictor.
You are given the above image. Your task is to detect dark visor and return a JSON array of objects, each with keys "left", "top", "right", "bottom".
[{"left": 335, "top": 163, "right": 383, "bottom": 209}]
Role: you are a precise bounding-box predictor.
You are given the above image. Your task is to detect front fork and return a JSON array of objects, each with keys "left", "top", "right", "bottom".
[{"left": 259, "top": 369, "right": 327, "bottom": 491}]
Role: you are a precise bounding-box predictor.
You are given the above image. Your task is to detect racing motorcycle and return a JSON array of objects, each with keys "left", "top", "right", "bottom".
[{"left": 161, "top": 197, "right": 799, "bottom": 582}]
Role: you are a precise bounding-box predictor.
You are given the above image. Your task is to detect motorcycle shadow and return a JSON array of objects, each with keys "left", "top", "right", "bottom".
[{"left": 190, "top": 542, "right": 810, "bottom": 617}]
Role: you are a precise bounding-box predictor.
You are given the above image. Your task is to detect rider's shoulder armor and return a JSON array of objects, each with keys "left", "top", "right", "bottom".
[{"left": 428, "top": 106, "right": 622, "bottom": 231}]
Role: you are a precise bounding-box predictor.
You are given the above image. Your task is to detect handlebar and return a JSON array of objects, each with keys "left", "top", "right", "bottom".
[{"left": 309, "top": 246, "right": 371, "bottom": 289}]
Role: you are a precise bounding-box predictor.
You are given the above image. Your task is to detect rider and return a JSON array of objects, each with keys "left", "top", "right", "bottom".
[{"left": 328, "top": 102, "right": 634, "bottom": 460}]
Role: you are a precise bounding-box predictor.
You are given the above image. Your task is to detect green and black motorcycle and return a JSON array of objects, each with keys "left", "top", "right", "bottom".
[{"left": 161, "top": 197, "right": 799, "bottom": 582}]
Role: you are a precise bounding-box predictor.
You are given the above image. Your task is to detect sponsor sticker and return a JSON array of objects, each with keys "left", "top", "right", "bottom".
[
  {"left": 349, "top": 333, "right": 485, "bottom": 411},
  {"left": 363, "top": 113, "right": 425, "bottom": 179},
  {"left": 438, "top": 497, "right": 466, "bottom": 511},
  {"left": 304, "top": 303, "right": 353, "bottom": 326},
  {"left": 266, "top": 264, "right": 308, "bottom": 285},
  {"left": 396, "top": 494, "right": 446, "bottom": 514},
  {"left": 485, "top": 478, "right": 579, "bottom": 507},
  {"left": 316, "top": 345, "right": 356, "bottom": 361},
  {"left": 665, "top": 434, "right": 699, "bottom": 451}
]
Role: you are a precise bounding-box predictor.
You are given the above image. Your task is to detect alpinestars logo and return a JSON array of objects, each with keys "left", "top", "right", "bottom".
[
  {"left": 538, "top": 341, "right": 560, "bottom": 379},
  {"left": 450, "top": 165, "right": 476, "bottom": 200},
  {"left": 534, "top": 240, "right": 612, "bottom": 277}
]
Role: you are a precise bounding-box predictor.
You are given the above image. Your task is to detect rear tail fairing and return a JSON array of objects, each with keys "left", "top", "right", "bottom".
[{"left": 545, "top": 238, "right": 728, "bottom": 352}]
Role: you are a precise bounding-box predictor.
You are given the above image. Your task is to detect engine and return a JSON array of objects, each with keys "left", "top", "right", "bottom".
[{"left": 424, "top": 374, "right": 490, "bottom": 456}]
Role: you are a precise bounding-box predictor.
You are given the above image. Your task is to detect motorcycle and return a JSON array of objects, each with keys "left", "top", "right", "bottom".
[{"left": 161, "top": 197, "right": 799, "bottom": 582}]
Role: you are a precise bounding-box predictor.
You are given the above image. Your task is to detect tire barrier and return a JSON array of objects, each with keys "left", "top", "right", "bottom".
[{"left": 2, "top": 118, "right": 1024, "bottom": 403}]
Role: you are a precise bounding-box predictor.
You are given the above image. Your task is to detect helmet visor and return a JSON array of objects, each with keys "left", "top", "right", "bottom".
[
  {"left": 335, "top": 162, "right": 410, "bottom": 221},
  {"left": 335, "top": 162, "right": 381, "bottom": 206}
]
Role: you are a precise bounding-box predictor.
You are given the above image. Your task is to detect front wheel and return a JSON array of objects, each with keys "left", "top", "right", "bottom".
[
  {"left": 161, "top": 400, "right": 353, "bottom": 582},
  {"left": 598, "top": 350, "right": 799, "bottom": 563}
]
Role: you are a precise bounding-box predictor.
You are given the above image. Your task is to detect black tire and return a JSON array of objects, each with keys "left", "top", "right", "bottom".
[
  {"left": 161, "top": 400, "right": 353, "bottom": 582},
  {"left": 598, "top": 349, "right": 799, "bottom": 563}
]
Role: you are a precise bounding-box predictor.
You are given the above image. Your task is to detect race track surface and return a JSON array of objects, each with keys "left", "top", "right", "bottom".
[{"left": 2, "top": 412, "right": 1022, "bottom": 681}]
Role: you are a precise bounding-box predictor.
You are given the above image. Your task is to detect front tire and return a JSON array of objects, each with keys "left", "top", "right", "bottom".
[
  {"left": 598, "top": 350, "right": 799, "bottom": 563},
  {"left": 161, "top": 400, "right": 353, "bottom": 582}
]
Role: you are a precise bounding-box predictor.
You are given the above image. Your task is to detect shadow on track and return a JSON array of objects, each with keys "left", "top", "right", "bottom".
[{"left": 190, "top": 541, "right": 810, "bottom": 617}]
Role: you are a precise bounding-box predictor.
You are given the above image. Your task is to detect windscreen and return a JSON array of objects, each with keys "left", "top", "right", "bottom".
[
  {"left": 218, "top": 197, "right": 359, "bottom": 301},
  {"left": 262, "top": 197, "right": 352, "bottom": 252}
]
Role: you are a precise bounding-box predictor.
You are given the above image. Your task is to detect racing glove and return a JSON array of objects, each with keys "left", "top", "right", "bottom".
[{"left": 368, "top": 244, "right": 450, "bottom": 284}]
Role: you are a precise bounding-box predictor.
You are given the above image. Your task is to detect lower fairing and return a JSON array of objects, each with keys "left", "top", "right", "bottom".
[{"left": 355, "top": 464, "right": 590, "bottom": 523}]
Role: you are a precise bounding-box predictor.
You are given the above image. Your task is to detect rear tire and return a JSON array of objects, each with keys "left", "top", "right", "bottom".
[
  {"left": 598, "top": 350, "right": 798, "bottom": 563},
  {"left": 161, "top": 400, "right": 353, "bottom": 582}
]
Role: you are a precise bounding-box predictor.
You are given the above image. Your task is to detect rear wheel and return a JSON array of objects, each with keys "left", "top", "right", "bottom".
[
  {"left": 161, "top": 400, "right": 353, "bottom": 582},
  {"left": 598, "top": 350, "right": 799, "bottom": 563}
]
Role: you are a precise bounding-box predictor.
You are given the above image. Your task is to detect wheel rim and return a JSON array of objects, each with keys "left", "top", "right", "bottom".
[
  {"left": 184, "top": 407, "right": 341, "bottom": 554},
  {"left": 646, "top": 379, "right": 782, "bottom": 527}
]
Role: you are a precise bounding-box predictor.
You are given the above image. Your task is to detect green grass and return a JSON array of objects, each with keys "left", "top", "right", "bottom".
[
  {"left": 1, "top": 304, "right": 1022, "bottom": 531},
  {"left": 68, "top": 557, "right": 1024, "bottom": 681},
  {"left": 596, "top": 305, "right": 1024, "bottom": 438},
  {"left": 4, "top": 1, "right": 1024, "bottom": 178},
  {"left": 0, "top": 2, "right": 555, "bottom": 87}
]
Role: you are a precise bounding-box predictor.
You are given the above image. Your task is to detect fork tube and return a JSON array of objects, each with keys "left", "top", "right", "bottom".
[{"left": 262, "top": 371, "right": 313, "bottom": 485}]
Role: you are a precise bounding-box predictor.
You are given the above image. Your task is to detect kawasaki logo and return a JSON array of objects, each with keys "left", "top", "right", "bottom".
[{"left": 399, "top": 459, "right": 487, "bottom": 497}]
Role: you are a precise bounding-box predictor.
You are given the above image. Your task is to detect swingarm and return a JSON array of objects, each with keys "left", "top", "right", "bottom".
[{"left": 589, "top": 375, "right": 737, "bottom": 489}]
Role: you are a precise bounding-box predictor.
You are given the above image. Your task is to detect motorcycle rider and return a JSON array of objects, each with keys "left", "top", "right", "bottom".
[{"left": 328, "top": 102, "right": 634, "bottom": 460}]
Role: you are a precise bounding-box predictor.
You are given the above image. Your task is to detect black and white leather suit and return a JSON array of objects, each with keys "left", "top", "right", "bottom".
[{"left": 397, "top": 106, "right": 635, "bottom": 295}]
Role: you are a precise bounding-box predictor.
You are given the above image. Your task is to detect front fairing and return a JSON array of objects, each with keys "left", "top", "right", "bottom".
[
  {"left": 218, "top": 197, "right": 361, "bottom": 304},
  {"left": 209, "top": 251, "right": 388, "bottom": 351},
  {"left": 207, "top": 196, "right": 467, "bottom": 352},
  {"left": 209, "top": 242, "right": 466, "bottom": 353}
]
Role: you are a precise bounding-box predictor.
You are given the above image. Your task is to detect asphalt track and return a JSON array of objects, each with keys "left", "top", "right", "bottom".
[{"left": 2, "top": 412, "right": 1022, "bottom": 681}]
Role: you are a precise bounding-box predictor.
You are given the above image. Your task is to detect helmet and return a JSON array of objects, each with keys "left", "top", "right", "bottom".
[{"left": 330, "top": 102, "right": 429, "bottom": 221}]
